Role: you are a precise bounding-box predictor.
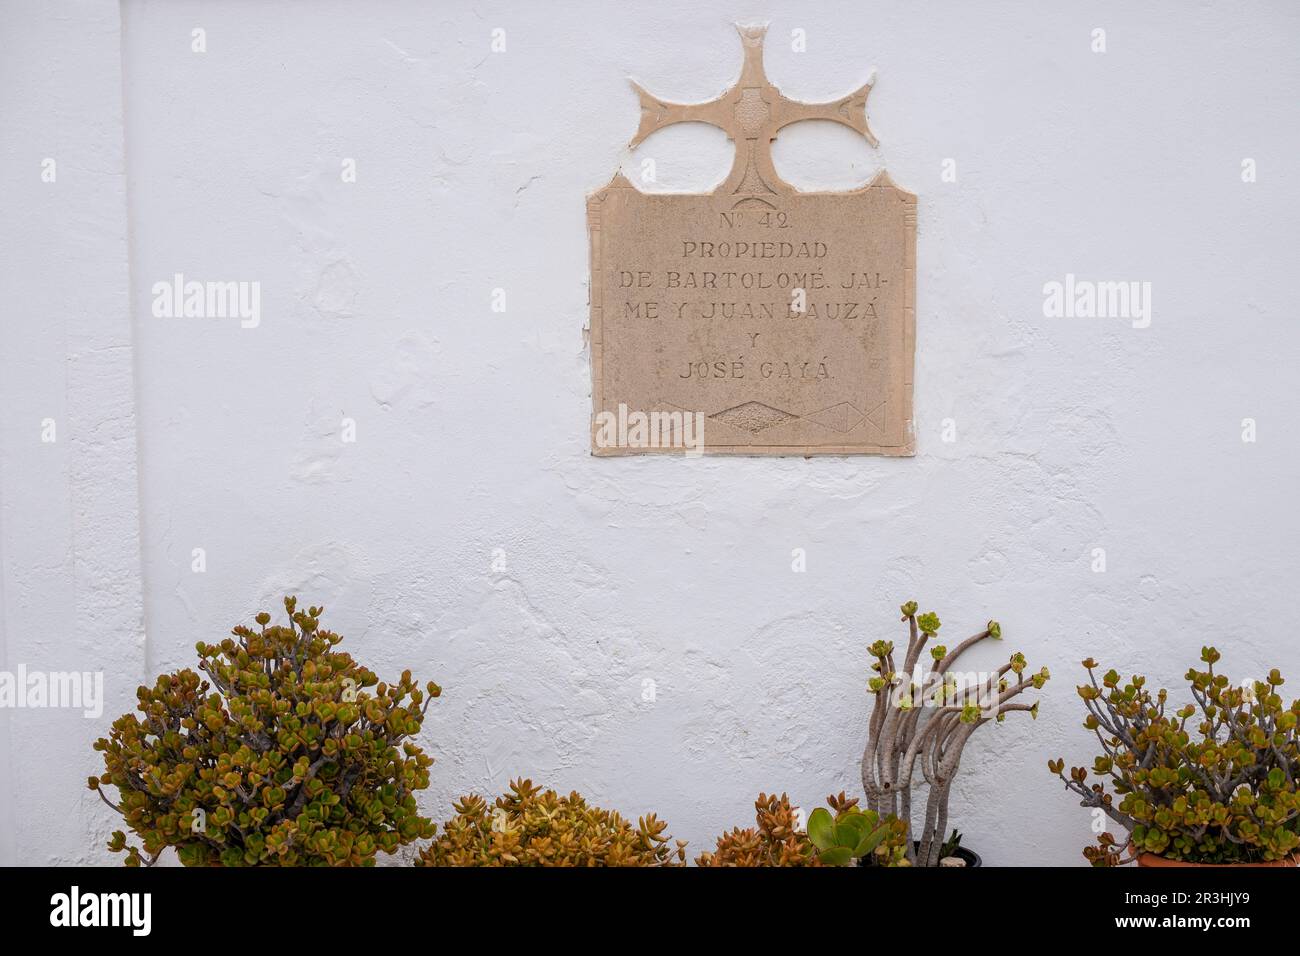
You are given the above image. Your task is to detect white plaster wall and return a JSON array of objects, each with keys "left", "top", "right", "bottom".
[
  {"left": 1, "top": 0, "right": 144, "bottom": 865},
  {"left": 3, "top": 0, "right": 1299, "bottom": 865}
]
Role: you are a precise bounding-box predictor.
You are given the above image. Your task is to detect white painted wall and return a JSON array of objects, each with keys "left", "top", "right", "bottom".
[
  {"left": 1, "top": 0, "right": 144, "bottom": 865},
  {"left": 3, "top": 0, "right": 1299, "bottom": 866}
]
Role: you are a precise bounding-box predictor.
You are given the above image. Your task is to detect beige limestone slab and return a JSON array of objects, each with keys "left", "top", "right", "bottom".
[{"left": 588, "top": 24, "right": 916, "bottom": 456}]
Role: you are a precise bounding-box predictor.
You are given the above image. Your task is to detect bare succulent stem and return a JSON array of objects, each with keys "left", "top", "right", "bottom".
[{"left": 861, "top": 602, "right": 1047, "bottom": 865}]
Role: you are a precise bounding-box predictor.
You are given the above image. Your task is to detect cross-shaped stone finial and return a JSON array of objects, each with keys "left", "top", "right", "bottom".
[{"left": 629, "top": 24, "right": 877, "bottom": 200}]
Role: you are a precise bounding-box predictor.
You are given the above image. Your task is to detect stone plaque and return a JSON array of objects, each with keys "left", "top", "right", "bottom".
[{"left": 588, "top": 25, "right": 916, "bottom": 456}]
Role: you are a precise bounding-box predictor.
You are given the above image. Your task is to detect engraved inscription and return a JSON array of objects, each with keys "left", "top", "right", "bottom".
[{"left": 588, "top": 25, "right": 915, "bottom": 456}]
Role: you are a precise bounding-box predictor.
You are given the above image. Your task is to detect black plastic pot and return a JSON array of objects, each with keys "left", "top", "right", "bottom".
[
  {"left": 940, "top": 846, "right": 982, "bottom": 868},
  {"left": 857, "top": 842, "right": 983, "bottom": 867}
]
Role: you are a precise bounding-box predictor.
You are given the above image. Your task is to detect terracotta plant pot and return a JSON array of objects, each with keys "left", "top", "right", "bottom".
[{"left": 1137, "top": 851, "right": 1299, "bottom": 868}]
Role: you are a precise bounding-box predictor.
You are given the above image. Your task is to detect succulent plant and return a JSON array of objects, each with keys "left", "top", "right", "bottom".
[
  {"left": 1050, "top": 648, "right": 1300, "bottom": 865},
  {"left": 416, "top": 778, "right": 685, "bottom": 866},
  {"left": 89, "top": 597, "right": 439, "bottom": 866},
  {"left": 696, "top": 792, "right": 817, "bottom": 867},
  {"left": 807, "top": 795, "right": 911, "bottom": 866},
  {"left": 697, "top": 791, "right": 909, "bottom": 866},
  {"left": 862, "top": 601, "right": 1049, "bottom": 866}
]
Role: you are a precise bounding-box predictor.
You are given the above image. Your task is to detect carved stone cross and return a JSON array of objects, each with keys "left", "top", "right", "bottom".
[{"left": 630, "top": 25, "right": 878, "bottom": 203}]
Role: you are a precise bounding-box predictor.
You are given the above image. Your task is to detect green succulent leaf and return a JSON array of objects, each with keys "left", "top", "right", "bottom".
[
  {"left": 807, "top": 807, "right": 835, "bottom": 851},
  {"left": 818, "top": 846, "right": 853, "bottom": 866},
  {"left": 855, "top": 827, "right": 887, "bottom": 856}
]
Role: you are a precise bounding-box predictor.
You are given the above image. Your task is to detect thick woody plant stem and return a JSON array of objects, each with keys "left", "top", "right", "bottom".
[{"left": 861, "top": 601, "right": 1049, "bottom": 866}]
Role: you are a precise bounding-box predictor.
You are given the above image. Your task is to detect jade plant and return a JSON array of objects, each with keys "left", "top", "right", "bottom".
[
  {"left": 697, "top": 791, "right": 909, "bottom": 866},
  {"left": 861, "top": 601, "right": 1049, "bottom": 866},
  {"left": 416, "top": 778, "right": 686, "bottom": 866},
  {"left": 89, "top": 597, "right": 440, "bottom": 866},
  {"left": 1050, "top": 647, "right": 1300, "bottom": 865}
]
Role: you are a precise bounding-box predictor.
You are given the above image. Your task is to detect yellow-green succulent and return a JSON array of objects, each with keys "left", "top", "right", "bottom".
[
  {"left": 1051, "top": 647, "right": 1300, "bottom": 865},
  {"left": 90, "top": 597, "right": 439, "bottom": 866},
  {"left": 417, "top": 778, "right": 685, "bottom": 866}
]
